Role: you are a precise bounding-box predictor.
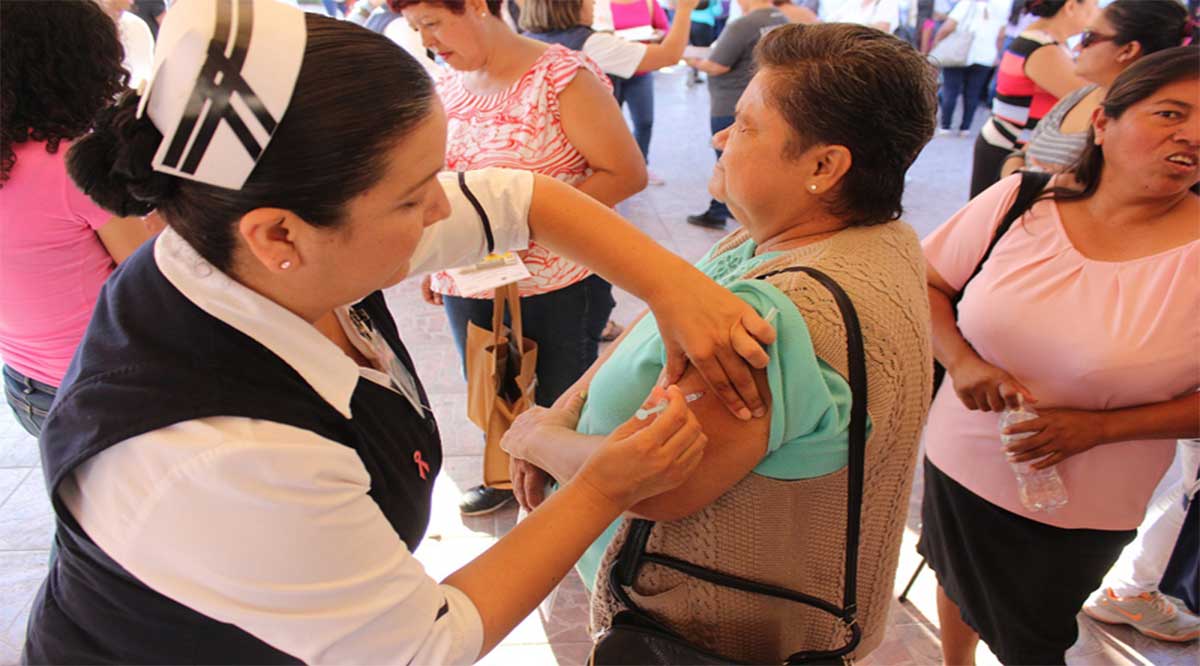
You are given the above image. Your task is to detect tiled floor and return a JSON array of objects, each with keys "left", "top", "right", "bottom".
[{"left": 1, "top": 66, "right": 1196, "bottom": 665}]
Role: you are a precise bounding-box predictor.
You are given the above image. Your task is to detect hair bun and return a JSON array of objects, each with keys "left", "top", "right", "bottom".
[{"left": 67, "top": 91, "right": 176, "bottom": 217}]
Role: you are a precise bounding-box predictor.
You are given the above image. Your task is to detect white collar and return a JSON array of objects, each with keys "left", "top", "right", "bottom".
[{"left": 154, "top": 228, "right": 361, "bottom": 419}]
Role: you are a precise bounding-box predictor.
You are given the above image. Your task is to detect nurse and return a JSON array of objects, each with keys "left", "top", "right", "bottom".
[{"left": 21, "top": 1, "right": 774, "bottom": 663}]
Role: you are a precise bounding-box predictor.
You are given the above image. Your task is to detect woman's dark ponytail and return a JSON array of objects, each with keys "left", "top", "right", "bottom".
[{"left": 67, "top": 92, "right": 176, "bottom": 217}]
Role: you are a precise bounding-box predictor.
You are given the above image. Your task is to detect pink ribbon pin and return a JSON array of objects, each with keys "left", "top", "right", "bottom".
[{"left": 413, "top": 451, "right": 431, "bottom": 480}]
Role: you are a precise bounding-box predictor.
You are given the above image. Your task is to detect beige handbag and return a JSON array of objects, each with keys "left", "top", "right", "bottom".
[{"left": 465, "top": 282, "right": 538, "bottom": 489}]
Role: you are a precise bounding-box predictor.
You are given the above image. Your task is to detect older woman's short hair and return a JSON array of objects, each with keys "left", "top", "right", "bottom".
[
  {"left": 389, "top": 0, "right": 503, "bottom": 16},
  {"left": 755, "top": 23, "right": 938, "bottom": 227},
  {"left": 519, "top": 0, "right": 583, "bottom": 33}
]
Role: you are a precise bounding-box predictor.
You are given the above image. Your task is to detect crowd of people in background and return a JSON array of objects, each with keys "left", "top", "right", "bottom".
[{"left": 1, "top": 0, "right": 1198, "bottom": 663}]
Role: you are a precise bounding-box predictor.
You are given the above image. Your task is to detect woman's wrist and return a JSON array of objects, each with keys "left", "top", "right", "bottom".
[
  {"left": 941, "top": 343, "right": 981, "bottom": 376},
  {"left": 1095, "top": 409, "right": 1121, "bottom": 445}
]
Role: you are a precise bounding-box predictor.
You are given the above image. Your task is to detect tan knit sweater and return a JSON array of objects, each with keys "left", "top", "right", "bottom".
[{"left": 591, "top": 222, "right": 933, "bottom": 661}]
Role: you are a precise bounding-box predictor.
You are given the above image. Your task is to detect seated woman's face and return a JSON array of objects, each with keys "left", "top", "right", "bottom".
[
  {"left": 1095, "top": 77, "right": 1200, "bottom": 197},
  {"left": 403, "top": 3, "right": 490, "bottom": 71},
  {"left": 708, "top": 70, "right": 823, "bottom": 231}
]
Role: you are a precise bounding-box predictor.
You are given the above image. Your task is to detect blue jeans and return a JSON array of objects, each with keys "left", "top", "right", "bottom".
[
  {"left": 612, "top": 74, "right": 655, "bottom": 161},
  {"left": 702, "top": 115, "right": 735, "bottom": 220},
  {"left": 3, "top": 365, "right": 56, "bottom": 438},
  {"left": 442, "top": 275, "right": 615, "bottom": 408},
  {"left": 940, "top": 65, "right": 993, "bottom": 131}
]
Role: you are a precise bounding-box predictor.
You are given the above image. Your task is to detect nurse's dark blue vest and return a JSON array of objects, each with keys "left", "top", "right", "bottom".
[
  {"left": 526, "top": 25, "right": 596, "bottom": 52},
  {"left": 23, "top": 240, "right": 442, "bottom": 664}
]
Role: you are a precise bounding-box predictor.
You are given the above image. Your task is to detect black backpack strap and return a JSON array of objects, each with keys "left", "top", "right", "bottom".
[
  {"left": 955, "top": 170, "right": 1051, "bottom": 306},
  {"left": 932, "top": 171, "right": 1051, "bottom": 396},
  {"left": 609, "top": 266, "right": 867, "bottom": 663}
]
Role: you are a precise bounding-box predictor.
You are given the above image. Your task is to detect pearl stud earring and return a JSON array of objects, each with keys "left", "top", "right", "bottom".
[
  {"left": 808, "top": 184, "right": 818, "bottom": 192},
  {"left": 280, "top": 260, "right": 292, "bottom": 270}
]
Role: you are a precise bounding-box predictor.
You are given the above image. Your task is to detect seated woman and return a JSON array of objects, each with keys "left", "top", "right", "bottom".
[{"left": 502, "top": 23, "right": 938, "bottom": 661}]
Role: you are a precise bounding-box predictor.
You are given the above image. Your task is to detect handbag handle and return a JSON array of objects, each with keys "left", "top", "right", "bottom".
[
  {"left": 609, "top": 266, "right": 867, "bottom": 664},
  {"left": 490, "top": 282, "right": 524, "bottom": 347}
]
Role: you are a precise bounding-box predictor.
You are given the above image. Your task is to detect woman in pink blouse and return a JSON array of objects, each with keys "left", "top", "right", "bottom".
[
  {"left": 0, "top": 1, "right": 155, "bottom": 436},
  {"left": 919, "top": 48, "right": 1199, "bottom": 665},
  {"left": 395, "top": 0, "right": 647, "bottom": 514}
]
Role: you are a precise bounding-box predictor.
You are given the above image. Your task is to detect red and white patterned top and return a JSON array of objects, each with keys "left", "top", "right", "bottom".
[{"left": 431, "top": 44, "right": 612, "bottom": 298}]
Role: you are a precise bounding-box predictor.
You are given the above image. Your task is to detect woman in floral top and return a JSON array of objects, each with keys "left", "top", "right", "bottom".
[{"left": 394, "top": 0, "right": 647, "bottom": 514}]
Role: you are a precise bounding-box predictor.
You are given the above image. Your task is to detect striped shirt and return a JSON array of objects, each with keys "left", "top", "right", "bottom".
[
  {"left": 982, "top": 31, "right": 1063, "bottom": 150},
  {"left": 1022, "top": 84, "right": 1097, "bottom": 172}
]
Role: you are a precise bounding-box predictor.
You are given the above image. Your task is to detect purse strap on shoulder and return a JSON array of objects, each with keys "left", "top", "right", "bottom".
[
  {"left": 610, "top": 266, "right": 867, "bottom": 663},
  {"left": 953, "top": 170, "right": 1051, "bottom": 308}
]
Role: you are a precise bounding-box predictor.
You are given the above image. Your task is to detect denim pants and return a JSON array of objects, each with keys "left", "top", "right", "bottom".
[
  {"left": 940, "top": 65, "right": 993, "bottom": 131},
  {"left": 612, "top": 74, "right": 655, "bottom": 161},
  {"left": 442, "top": 274, "right": 615, "bottom": 408},
  {"left": 702, "top": 115, "right": 735, "bottom": 220},
  {"left": 3, "top": 365, "right": 56, "bottom": 438}
]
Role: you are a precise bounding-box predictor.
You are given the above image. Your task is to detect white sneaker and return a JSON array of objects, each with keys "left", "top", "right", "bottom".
[
  {"left": 647, "top": 168, "right": 666, "bottom": 186},
  {"left": 936, "top": 128, "right": 953, "bottom": 137},
  {"left": 957, "top": 129, "right": 971, "bottom": 138},
  {"left": 1084, "top": 588, "right": 1200, "bottom": 643}
]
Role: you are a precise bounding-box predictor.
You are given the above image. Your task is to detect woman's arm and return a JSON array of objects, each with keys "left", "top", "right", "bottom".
[
  {"left": 527, "top": 176, "right": 775, "bottom": 418},
  {"left": 504, "top": 368, "right": 770, "bottom": 522},
  {"left": 410, "top": 169, "right": 774, "bottom": 416},
  {"left": 635, "top": 0, "right": 698, "bottom": 70},
  {"left": 627, "top": 365, "right": 770, "bottom": 520},
  {"left": 1005, "top": 393, "right": 1200, "bottom": 469},
  {"left": 930, "top": 18, "right": 958, "bottom": 50},
  {"left": 558, "top": 69, "right": 648, "bottom": 206},
  {"left": 685, "top": 56, "right": 731, "bottom": 76},
  {"left": 447, "top": 387, "right": 707, "bottom": 658},
  {"left": 96, "top": 214, "right": 157, "bottom": 264},
  {"left": 928, "top": 264, "right": 1034, "bottom": 411},
  {"left": 1024, "top": 44, "right": 1089, "bottom": 99}
]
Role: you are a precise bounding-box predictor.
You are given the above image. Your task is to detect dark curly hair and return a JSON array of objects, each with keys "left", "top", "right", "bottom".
[{"left": 0, "top": 0, "right": 128, "bottom": 184}]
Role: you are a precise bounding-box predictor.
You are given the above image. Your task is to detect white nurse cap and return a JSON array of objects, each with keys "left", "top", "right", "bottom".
[{"left": 137, "top": 0, "right": 307, "bottom": 190}]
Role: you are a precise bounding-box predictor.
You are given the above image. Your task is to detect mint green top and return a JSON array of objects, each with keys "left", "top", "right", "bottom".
[{"left": 574, "top": 238, "right": 865, "bottom": 588}]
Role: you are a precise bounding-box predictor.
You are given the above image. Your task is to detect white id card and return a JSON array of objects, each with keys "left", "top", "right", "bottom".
[{"left": 445, "top": 252, "right": 532, "bottom": 296}]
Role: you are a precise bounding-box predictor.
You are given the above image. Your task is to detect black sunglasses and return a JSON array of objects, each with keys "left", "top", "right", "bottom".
[{"left": 1079, "top": 29, "right": 1118, "bottom": 49}]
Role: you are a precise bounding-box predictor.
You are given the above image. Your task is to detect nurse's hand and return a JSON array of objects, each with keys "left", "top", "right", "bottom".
[
  {"left": 653, "top": 286, "right": 775, "bottom": 422},
  {"left": 575, "top": 386, "right": 708, "bottom": 509}
]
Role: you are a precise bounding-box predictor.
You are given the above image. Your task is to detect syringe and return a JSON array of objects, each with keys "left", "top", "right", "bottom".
[{"left": 635, "top": 391, "right": 706, "bottom": 420}]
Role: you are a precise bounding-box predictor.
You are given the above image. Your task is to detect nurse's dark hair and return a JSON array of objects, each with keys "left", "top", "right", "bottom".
[
  {"left": 1050, "top": 46, "right": 1200, "bottom": 203},
  {"left": 67, "top": 14, "right": 436, "bottom": 272}
]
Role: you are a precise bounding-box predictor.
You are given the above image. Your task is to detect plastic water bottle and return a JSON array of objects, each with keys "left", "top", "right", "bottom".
[{"left": 999, "top": 402, "right": 1069, "bottom": 512}]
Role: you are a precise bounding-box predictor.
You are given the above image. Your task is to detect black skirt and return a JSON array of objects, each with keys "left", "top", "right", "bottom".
[{"left": 917, "top": 457, "right": 1136, "bottom": 665}]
